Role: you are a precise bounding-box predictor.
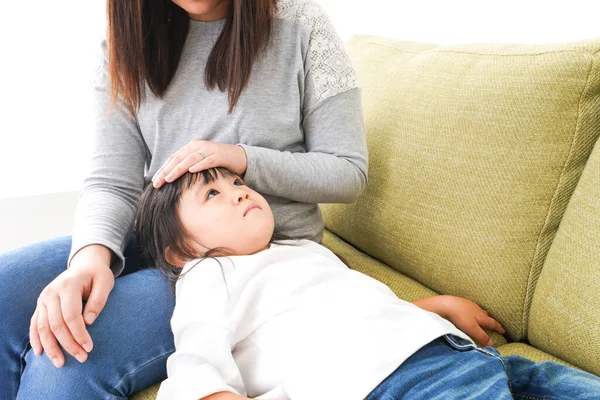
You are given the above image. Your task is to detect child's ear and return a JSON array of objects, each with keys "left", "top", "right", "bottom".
[{"left": 164, "top": 246, "right": 188, "bottom": 268}]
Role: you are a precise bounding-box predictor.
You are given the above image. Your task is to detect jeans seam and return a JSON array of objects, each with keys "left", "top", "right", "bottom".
[
  {"left": 514, "top": 395, "right": 552, "bottom": 400},
  {"left": 444, "top": 334, "right": 477, "bottom": 351},
  {"left": 18, "top": 332, "right": 31, "bottom": 382},
  {"left": 479, "top": 348, "right": 514, "bottom": 394},
  {"left": 446, "top": 335, "right": 522, "bottom": 397},
  {"left": 111, "top": 348, "right": 172, "bottom": 397}
]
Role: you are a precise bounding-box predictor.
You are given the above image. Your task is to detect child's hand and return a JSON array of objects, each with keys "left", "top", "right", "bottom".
[
  {"left": 441, "top": 296, "right": 505, "bottom": 346},
  {"left": 413, "top": 295, "right": 505, "bottom": 347}
]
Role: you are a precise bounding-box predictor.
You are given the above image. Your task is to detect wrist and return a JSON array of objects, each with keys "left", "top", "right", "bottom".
[
  {"left": 434, "top": 295, "right": 455, "bottom": 319},
  {"left": 235, "top": 144, "right": 248, "bottom": 177},
  {"left": 413, "top": 295, "right": 453, "bottom": 319},
  {"left": 69, "top": 244, "right": 113, "bottom": 269}
]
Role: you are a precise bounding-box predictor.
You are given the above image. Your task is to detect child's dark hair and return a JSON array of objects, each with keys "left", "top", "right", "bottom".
[{"left": 134, "top": 167, "right": 295, "bottom": 293}]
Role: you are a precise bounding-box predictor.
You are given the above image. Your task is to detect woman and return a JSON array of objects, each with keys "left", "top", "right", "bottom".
[{"left": 0, "top": 0, "right": 367, "bottom": 398}]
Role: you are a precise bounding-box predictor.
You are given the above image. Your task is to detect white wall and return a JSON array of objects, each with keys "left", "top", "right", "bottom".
[
  {"left": 1, "top": 0, "right": 599, "bottom": 200},
  {"left": 0, "top": 1, "right": 105, "bottom": 200},
  {"left": 319, "top": 0, "right": 600, "bottom": 44}
]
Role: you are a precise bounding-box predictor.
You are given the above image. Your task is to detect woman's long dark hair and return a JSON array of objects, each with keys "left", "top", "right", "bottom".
[{"left": 107, "top": 0, "right": 277, "bottom": 116}]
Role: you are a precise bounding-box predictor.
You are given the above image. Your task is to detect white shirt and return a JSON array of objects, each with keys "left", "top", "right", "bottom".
[{"left": 157, "top": 240, "right": 472, "bottom": 400}]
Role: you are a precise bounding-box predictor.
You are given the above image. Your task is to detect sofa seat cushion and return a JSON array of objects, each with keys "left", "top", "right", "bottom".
[
  {"left": 321, "top": 36, "right": 600, "bottom": 341},
  {"left": 130, "top": 384, "right": 159, "bottom": 400},
  {"left": 497, "top": 343, "right": 576, "bottom": 369}
]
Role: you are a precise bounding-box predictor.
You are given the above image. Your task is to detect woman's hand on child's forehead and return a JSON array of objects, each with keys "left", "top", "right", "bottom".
[{"left": 152, "top": 141, "right": 247, "bottom": 189}]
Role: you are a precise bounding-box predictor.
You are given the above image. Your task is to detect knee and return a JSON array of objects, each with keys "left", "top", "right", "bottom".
[{"left": 19, "top": 348, "right": 125, "bottom": 399}]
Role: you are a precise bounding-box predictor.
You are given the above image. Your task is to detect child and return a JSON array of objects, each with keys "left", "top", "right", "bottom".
[{"left": 135, "top": 167, "right": 600, "bottom": 400}]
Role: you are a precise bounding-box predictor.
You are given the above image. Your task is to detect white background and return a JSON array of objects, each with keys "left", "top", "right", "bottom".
[{"left": 1, "top": 0, "right": 599, "bottom": 200}]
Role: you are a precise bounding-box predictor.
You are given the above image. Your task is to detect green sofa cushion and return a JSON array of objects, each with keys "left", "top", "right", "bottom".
[
  {"left": 321, "top": 230, "right": 507, "bottom": 348},
  {"left": 321, "top": 36, "right": 600, "bottom": 341},
  {"left": 528, "top": 137, "right": 600, "bottom": 376},
  {"left": 497, "top": 343, "right": 576, "bottom": 368}
]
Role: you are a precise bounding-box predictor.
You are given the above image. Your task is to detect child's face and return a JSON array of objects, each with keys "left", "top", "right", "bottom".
[{"left": 177, "top": 173, "right": 274, "bottom": 258}]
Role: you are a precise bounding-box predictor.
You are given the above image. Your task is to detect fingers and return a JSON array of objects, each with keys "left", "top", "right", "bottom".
[
  {"left": 61, "top": 289, "right": 94, "bottom": 353},
  {"left": 152, "top": 152, "right": 184, "bottom": 188},
  {"left": 470, "top": 324, "right": 493, "bottom": 347},
  {"left": 166, "top": 151, "right": 210, "bottom": 181},
  {"left": 36, "top": 300, "right": 64, "bottom": 368},
  {"left": 153, "top": 149, "right": 207, "bottom": 188},
  {"left": 188, "top": 154, "right": 217, "bottom": 173},
  {"left": 479, "top": 314, "right": 506, "bottom": 335},
  {"left": 83, "top": 275, "right": 113, "bottom": 328},
  {"left": 45, "top": 292, "right": 89, "bottom": 364},
  {"left": 29, "top": 309, "right": 42, "bottom": 356}
]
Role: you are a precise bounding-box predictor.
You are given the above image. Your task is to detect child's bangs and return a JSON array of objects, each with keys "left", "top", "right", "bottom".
[{"left": 181, "top": 167, "right": 238, "bottom": 191}]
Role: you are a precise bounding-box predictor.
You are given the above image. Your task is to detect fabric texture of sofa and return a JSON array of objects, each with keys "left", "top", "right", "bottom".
[{"left": 132, "top": 35, "right": 600, "bottom": 399}]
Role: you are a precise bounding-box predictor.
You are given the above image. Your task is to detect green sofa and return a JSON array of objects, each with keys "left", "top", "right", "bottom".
[{"left": 132, "top": 35, "right": 600, "bottom": 399}]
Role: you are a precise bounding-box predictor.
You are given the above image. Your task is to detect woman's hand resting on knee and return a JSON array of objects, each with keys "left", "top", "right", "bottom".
[{"left": 29, "top": 244, "right": 115, "bottom": 368}]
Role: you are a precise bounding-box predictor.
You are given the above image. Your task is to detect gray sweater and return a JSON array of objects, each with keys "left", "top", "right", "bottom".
[{"left": 69, "top": 0, "right": 368, "bottom": 276}]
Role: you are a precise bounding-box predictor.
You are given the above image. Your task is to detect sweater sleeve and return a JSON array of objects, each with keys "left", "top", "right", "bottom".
[
  {"left": 157, "top": 260, "right": 246, "bottom": 399},
  {"left": 238, "top": 1, "right": 368, "bottom": 204},
  {"left": 67, "top": 39, "right": 148, "bottom": 277}
]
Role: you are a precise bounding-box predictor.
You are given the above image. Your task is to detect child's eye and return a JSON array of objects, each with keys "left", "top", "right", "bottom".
[
  {"left": 206, "top": 189, "right": 219, "bottom": 200},
  {"left": 234, "top": 178, "right": 244, "bottom": 186}
]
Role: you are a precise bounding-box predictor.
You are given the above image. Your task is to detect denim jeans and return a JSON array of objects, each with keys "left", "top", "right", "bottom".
[
  {"left": 368, "top": 334, "right": 600, "bottom": 400},
  {"left": 0, "top": 233, "right": 175, "bottom": 399}
]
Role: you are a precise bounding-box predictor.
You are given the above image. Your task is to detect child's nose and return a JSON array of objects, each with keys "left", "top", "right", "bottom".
[{"left": 235, "top": 191, "right": 250, "bottom": 203}]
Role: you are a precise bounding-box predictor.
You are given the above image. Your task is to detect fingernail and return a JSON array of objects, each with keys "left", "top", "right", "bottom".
[
  {"left": 83, "top": 342, "right": 93, "bottom": 352},
  {"left": 75, "top": 353, "right": 87, "bottom": 363},
  {"left": 86, "top": 312, "right": 96, "bottom": 324},
  {"left": 52, "top": 357, "right": 63, "bottom": 368}
]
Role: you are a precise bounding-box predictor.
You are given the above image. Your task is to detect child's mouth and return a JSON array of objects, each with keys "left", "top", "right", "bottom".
[{"left": 244, "top": 205, "right": 261, "bottom": 217}]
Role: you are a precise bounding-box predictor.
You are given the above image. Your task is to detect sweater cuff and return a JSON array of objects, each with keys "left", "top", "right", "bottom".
[
  {"left": 237, "top": 143, "right": 258, "bottom": 188},
  {"left": 68, "top": 237, "right": 126, "bottom": 277}
]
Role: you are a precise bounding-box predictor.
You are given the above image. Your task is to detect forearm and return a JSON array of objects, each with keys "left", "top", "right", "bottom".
[
  {"left": 68, "top": 186, "right": 141, "bottom": 276},
  {"left": 75, "top": 44, "right": 148, "bottom": 276},
  {"left": 240, "top": 145, "right": 367, "bottom": 203},
  {"left": 240, "top": 88, "right": 368, "bottom": 204},
  {"left": 412, "top": 295, "right": 453, "bottom": 319}
]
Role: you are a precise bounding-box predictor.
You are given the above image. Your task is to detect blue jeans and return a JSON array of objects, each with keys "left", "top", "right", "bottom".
[
  {"left": 0, "top": 233, "right": 175, "bottom": 399},
  {"left": 368, "top": 334, "right": 600, "bottom": 400}
]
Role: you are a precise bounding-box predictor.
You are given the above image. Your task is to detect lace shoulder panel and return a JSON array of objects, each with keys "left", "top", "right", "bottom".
[{"left": 276, "top": 0, "right": 359, "bottom": 103}]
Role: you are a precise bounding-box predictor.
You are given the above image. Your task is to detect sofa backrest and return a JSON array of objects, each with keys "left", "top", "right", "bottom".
[
  {"left": 321, "top": 36, "right": 600, "bottom": 341},
  {"left": 528, "top": 136, "right": 600, "bottom": 375}
]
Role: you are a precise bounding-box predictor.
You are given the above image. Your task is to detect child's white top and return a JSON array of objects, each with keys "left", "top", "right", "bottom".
[{"left": 157, "top": 240, "right": 472, "bottom": 400}]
